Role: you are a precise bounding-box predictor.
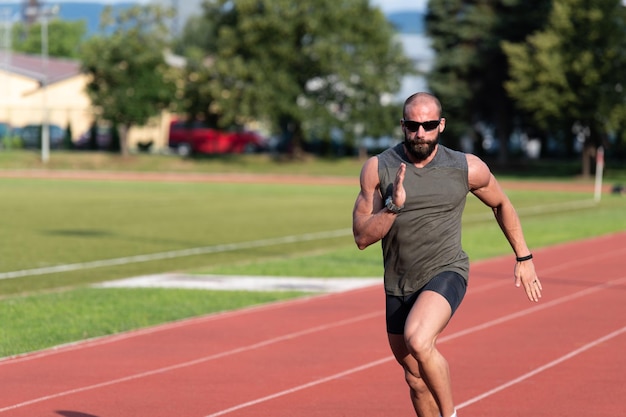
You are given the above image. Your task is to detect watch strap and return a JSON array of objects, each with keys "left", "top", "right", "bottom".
[{"left": 385, "top": 196, "right": 404, "bottom": 214}]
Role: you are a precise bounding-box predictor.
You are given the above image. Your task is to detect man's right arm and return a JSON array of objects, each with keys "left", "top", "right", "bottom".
[{"left": 352, "top": 157, "right": 403, "bottom": 250}]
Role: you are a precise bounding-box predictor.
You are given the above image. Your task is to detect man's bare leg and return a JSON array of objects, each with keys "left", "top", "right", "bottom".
[
  {"left": 404, "top": 290, "right": 456, "bottom": 417},
  {"left": 388, "top": 333, "right": 440, "bottom": 417}
]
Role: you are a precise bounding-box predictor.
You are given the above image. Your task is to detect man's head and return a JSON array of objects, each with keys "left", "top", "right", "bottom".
[{"left": 401, "top": 92, "right": 445, "bottom": 162}]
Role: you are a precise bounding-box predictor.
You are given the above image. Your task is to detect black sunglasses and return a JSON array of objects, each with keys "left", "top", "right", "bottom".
[{"left": 402, "top": 119, "right": 441, "bottom": 132}]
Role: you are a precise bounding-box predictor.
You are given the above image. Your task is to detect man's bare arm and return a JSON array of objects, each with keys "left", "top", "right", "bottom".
[
  {"left": 467, "top": 154, "right": 542, "bottom": 302},
  {"left": 352, "top": 157, "right": 404, "bottom": 250}
]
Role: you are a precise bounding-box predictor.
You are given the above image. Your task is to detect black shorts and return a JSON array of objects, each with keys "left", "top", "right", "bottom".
[{"left": 386, "top": 271, "right": 467, "bottom": 335}]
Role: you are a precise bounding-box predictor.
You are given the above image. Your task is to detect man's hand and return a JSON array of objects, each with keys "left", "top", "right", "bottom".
[
  {"left": 392, "top": 163, "right": 407, "bottom": 207},
  {"left": 514, "top": 260, "right": 542, "bottom": 302}
]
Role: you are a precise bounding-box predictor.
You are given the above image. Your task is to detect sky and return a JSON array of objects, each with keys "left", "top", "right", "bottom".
[
  {"left": 3, "top": 0, "right": 625, "bottom": 8},
  {"left": 371, "top": 0, "right": 427, "bottom": 12},
  {"left": 0, "top": 0, "right": 427, "bottom": 12}
]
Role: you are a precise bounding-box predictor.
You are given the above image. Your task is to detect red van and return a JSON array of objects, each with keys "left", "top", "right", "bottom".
[{"left": 168, "top": 120, "right": 267, "bottom": 157}]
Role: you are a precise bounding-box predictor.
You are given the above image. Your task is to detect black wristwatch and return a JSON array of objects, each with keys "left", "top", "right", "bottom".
[{"left": 385, "top": 196, "right": 404, "bottom": 214}]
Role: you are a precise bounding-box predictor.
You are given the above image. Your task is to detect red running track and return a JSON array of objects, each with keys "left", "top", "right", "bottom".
[{"left": 1, "top": 232, "right": 625, "bottom": 417}]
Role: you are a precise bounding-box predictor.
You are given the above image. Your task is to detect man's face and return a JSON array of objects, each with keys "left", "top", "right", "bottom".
[{"left": 402, "top": 102, "right": 444, "bottom": 162}]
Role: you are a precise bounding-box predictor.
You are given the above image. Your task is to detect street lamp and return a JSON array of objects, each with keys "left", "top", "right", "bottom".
[{"left": 25, "top": 3, "right": 59, "bottom": 163}]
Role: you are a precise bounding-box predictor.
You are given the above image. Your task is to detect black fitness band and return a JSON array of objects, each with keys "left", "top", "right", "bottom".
[{"left": 516, "top": 254, "right": 533, "bottom": 262}]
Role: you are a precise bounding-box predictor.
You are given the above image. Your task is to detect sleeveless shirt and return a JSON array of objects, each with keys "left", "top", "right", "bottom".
[{"left": 377, "top": 143, "right": 470, "bottom": 296}]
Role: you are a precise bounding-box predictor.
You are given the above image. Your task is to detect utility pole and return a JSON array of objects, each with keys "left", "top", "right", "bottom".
[
  {"left": 1, "top": 7, "right": 20, "bottom": 124},
  {"left": 1, "top": 9, "right": 11, "bottom": 70},
  {"left": 1, "top": 9, "right": 10, "bottom": 110},
  {"left": 24, "top": 0, "right": 58, "bottom": 163}
]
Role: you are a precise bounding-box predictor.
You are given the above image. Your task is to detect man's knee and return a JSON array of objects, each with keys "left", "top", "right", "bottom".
[{"left": 405, "top": 331, "right": 435, "bottom": 361}]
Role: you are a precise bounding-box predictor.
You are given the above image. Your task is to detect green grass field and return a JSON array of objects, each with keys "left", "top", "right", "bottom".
[{"left": 1, "top": 150, "right": 625, "bottom": 358}]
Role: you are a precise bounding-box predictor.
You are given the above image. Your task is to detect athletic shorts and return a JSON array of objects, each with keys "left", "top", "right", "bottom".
[{"left": 385, "top": 271, "right": 467, "bottom": 335}]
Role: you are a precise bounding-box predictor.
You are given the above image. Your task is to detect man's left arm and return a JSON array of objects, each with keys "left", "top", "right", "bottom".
[{"left": 467, "top": 154, "right": 542, "bottom": 302}]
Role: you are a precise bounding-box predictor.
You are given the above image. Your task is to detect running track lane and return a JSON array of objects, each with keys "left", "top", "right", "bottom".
[{"left": 1, "top": 232, "right": 625, "bottom": 417}]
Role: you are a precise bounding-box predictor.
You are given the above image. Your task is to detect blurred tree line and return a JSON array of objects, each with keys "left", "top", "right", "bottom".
[
  {"left": 426, "top": 0, "right": 626, "bottom": 176},
  {"left": 171, "top": 0, "right": 412, "bottom": 158},
  {"left": 9, "top": 0, "right": 626, "bottom": 173}
]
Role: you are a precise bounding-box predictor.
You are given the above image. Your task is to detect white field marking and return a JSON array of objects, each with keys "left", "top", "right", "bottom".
[
  {"left": 94, "top": 274, "right": 380, "bottom": 293},
  {"left": 456, "top": 326, "right": 626, "bottom": 410},
  {"left": 2, "top": 275, "right": 623, "bottom": 414},
  {"left": 0, "top": 229, "right": 353, "bottom": 281},
  {"left": 0, "top": 198, "right": 598, "bottom": 281}
]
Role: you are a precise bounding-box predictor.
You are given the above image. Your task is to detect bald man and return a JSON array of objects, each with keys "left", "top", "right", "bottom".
[{"left": 352, "top": 92, "right": 541, "bottom": 417}]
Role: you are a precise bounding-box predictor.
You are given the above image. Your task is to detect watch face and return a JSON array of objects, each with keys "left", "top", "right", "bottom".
[{"left": 386, "top": 197, "right": 400, "bottom": 213}]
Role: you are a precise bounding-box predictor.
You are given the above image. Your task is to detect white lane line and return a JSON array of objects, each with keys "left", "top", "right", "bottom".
[
  {"left": 203, "top": 302, "right": 626, "bottom": 417},
  {"left": 202, "top": 327, "right": 626, "bottom": 417},
  {"left": 0, "top": 229, "right": 353, "bottom": 281},
  {"left": 2, "top": 276, "right": 623, "bottom": 414},
  {"left": 443, "top": 276, "right": 626, "bottom": 342},
  {"left": 0, "top": 311, "right": 380, "bottom": 413},
  {"left": 456, "top": 326, "right": 626, "bottom": 410},
  {"left": 468, "top": 243, "right": 626, "bottom": 295},
  {"left": 204, "top": 357, "right": 395, "bottom": 417},
  {"left": 203, "top": 275, "right": 626, "bottom": 416},
  {"left": 0, "top": 286, "right": 378, "bottom": 365}
]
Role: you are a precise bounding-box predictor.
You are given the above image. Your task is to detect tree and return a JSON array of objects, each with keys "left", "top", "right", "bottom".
[
  {"left": 502, "top": 0, "right": 626, "bottom": 176},
  {"left": 171, "top": 14, "right": 214, "bottom": 57},
  {"left": 425, "top": 0, "right": 551, "bottom": 158},
  {"left": 178, "top": 0, "right": 414, "bottom": 156},
  {"left": 79, "top": 5, "right": 177, "bottom": 155},
  {"left": 12, "top": 20, "right": 87, "bottom": 59}
]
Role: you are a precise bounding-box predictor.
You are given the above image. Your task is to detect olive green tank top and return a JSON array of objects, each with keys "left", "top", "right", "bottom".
[{"left": 378, "top": 143, "right": 470, "bottom": 296}]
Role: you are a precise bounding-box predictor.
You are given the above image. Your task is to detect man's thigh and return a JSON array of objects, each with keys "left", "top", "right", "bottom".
[{"left": 386, "top": 271, "right": 467, "bottom": 337}]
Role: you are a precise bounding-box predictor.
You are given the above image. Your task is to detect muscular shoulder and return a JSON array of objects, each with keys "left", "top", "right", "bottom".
[
  {"left": 359, "top": 156, "right": 380, "bottom": 190},
  {"left": 466, "top": 153, "right": 492, "bottom": 191}
]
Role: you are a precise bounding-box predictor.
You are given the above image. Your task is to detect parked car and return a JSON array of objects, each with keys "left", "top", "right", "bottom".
[
  {"left": 74, "top": 125, "right": 114, "bottom": 151},
  {"left": 18, "top": 124, "right": 66, "bottom": 149},
  {"left": 168, "top": 120, "right": 267, "bottom": 157}
]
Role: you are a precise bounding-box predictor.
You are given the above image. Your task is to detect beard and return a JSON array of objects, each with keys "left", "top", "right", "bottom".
[{"left": 403, "top": 131, "right": 439, "bottom": 162}]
